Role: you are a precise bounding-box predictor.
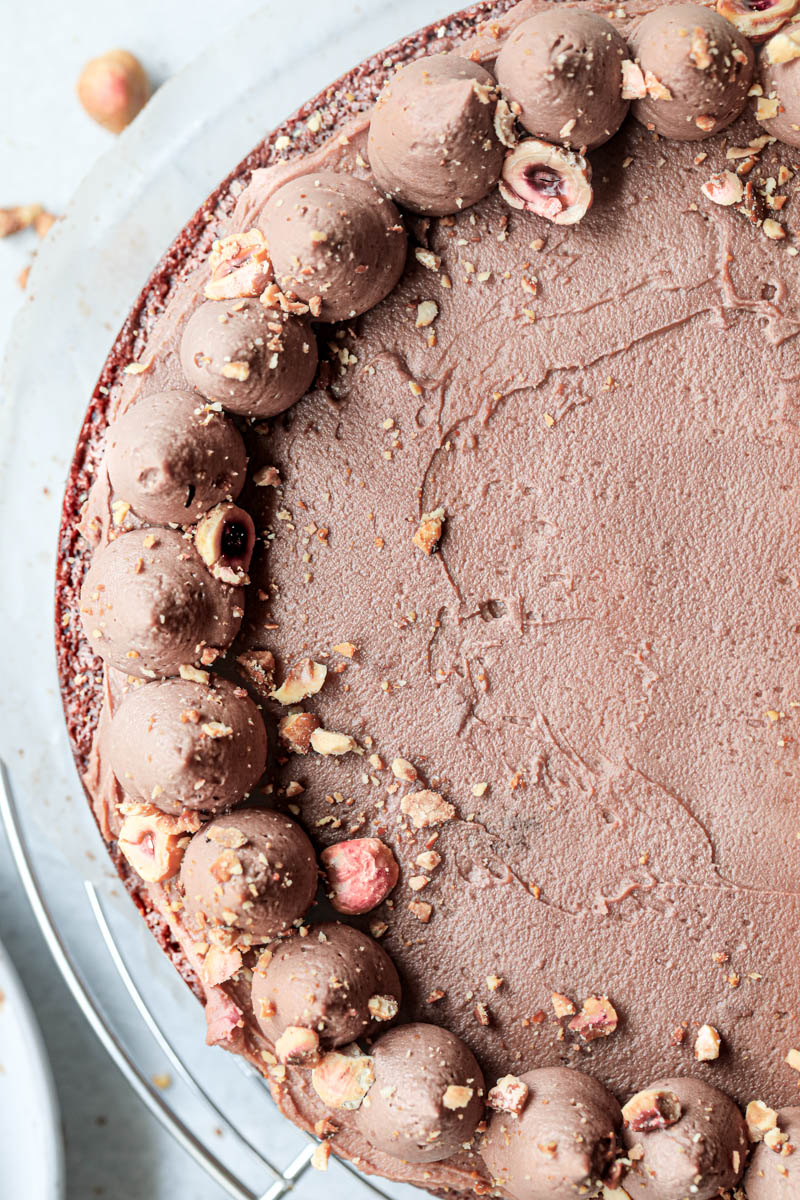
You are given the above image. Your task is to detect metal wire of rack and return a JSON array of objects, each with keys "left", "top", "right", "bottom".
[{"left": 0, "top": 759, "right": 406, "bottom": 1200}]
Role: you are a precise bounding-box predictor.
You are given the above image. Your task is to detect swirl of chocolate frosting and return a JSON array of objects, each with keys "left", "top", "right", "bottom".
[
  {"left": 180, "top": 297, "right": 318, "bottom": 418},
  {"left": 259, "top": 171, "right": 407, "bottom": 323},
  {"left": 105, "top": 389, "right": 247, "bottom": 525},
  {"left": 108, "top": 676, "right": 266, "bottom": 814},
  {"left": 480, "top": 1066, "right": 622, "bottom": 1198},
  {"left": 757, "top": 27, "right": 800, "bottom": 148},
  {"left": 79, "top": 527, "right": 242, "bottom": 678},
  {"left": 630, "top": 3, "right": 754, "bottom": 140},
  {"left": 367, "top": 54, "right": 504, "bottom": 215},
  {"left": 354, "top": 1023, "right": 485, "bottom": 1163},
  {"left": 621, "top": 1076, "right": 748, "bottom": 1200},
  {"left": 744, "top": 1106, "right": 800, "bottom": 1198},
  {"left": 495, "top": 11, "right": 631, "bottom": 151},
  {"left": 180, "top": 809, "right": 318, "bottom": 936},
  {"left": 251, "top": 922, "right": 401, "bottom": 1048}
]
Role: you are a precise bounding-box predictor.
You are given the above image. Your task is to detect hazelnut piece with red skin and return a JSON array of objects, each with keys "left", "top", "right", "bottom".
[
  {"left": 194, "top": 503, "right": 256, "bottom": 586},
  {"left": 621, "top": 1076, "right": 748, "bottom": 1200},
  {"left": 77, "top": 49, "right": 150, "bottom": 134},
  {"left": 500, "top": 140, "right": 592, "bottom": 226},
  {"left": 320, "top": 838, "right": 399, "bottom": 914},
  {"left": 117, "top": 805, "right": 201, "bottom": 883},
  {"left": 717, "top": 0, "right": 800, "bottom": 41}
]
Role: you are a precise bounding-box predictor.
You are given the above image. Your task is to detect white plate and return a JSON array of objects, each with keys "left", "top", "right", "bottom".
[{"left": 0, "top": 937, "right": 64, "bottom": 1200}]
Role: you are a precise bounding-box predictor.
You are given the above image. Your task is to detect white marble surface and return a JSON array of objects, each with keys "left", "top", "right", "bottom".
[{"left": 0, "top": 2, "right": 453, "bottom": 1197}]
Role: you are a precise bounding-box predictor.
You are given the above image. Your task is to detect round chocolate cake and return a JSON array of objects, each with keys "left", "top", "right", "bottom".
[{"left": 58, "top": 1, "right": 800, "bottom": 1196}]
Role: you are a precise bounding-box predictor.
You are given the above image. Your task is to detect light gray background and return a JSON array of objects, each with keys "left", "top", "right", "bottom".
[{"left": 0, "top": 3, "right": 436, "bottom": 1197}]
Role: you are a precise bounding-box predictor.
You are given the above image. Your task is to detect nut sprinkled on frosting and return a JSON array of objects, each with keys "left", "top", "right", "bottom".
[
  {"left": 271, "top": 658, "right": 327, "bottom": 705},
  {"left": 195, "top": 502, "right": 255, "bottom": 586},
  {"left": 321, "top": 838, "right": 399, "bottom": 914},
  {"left": 500, "top": 140, "right": 592, "bottom": 226},
  {"left": 204, "top": 229, "right": 273, "bottom": 301}
]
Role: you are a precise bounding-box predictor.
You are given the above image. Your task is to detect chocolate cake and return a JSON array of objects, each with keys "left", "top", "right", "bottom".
[{"left": 57, "top": 1, "right": 800, "bottom": 1196}]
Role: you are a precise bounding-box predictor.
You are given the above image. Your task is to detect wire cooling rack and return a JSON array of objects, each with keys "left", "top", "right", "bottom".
[{"left": 0, "top": 760, "right": 417, "bottom": 1200}]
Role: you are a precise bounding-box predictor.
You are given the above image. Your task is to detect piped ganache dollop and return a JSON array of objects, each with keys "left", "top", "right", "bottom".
[
  {"left": 367, "top": 54, "right": 504, "bottom": 216},
  {"left": 495, "top": 11, "right": 631, "bottom": 151},
  {"left": 744, "top": 1106, "right": 800, "bottom": 1198},
  {"left": 179, "top": 297, "right": 318, "bottom": 418},
  {"left": 251, "top": 922, "right": 401, "bottom": 1048},
  {"left": 79, "top": 526, "right": 243, "bottom": 678},
  {"left": 259, "top": 171, "right": 407, "bottom": 322},
  {"left": 179, "top": 809, "right": 317, "bottom": 937},
  {"left": 757, "top": 23, "right": 800, "bottom": 148},
  {"left": 480, "top": 1067, "right": 622, "bottom": 1199},
  {"left": 104, "top": 389, "right": 247, "bottom": 526},
  {"left": 107, "top": 676, "right": 267, "bottom": 814},
  {"left": 629, "top": 3, "right": 754, "bottom": 140},
  {"left": 621, "top": 1077, "right": 748, "bottom": 1200},
  {"left": 354, "top": 1023, "right": 485, "bottom": 1163}
]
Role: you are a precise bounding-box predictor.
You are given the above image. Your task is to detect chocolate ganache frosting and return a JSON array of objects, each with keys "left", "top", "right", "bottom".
[{"left": 57, "top": 0, "right": 800, "bottom": 1196}]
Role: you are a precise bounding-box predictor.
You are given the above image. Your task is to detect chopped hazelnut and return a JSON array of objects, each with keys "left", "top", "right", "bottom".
[
  {"left": 204, "top": 229, "right": 273, "bottom": 301},
  {"left": 279, "top": 709, "right": 321, "bottom": 754},
  {"left": 271, "top": 658, "right": 327, "bottom": 705},
  {"left": 311, "top": 1050, "right": 374, "bottom": 1110},
  {"left": 400, "top": 789, "right": 455, "bottom": 828},
  {"left": 367, "top": 994, "right": 399, "bottom": 1022},
  {"left": 195, "top": 503, "right": 255, "bottom": 585},
  {"left": 117, "top": 805, "right": 200, "bottom": 883},
  {"left": 391, "top": 756, "right": 418, "bottom": 782},
  {"left": 694, "top": 1023, "right": 722, "bottom": 1062},
  {"left": 551, "top": 992, "right": 576, "bottom": 1018},
  {"left": 413, "top": 507, "right": 445, "bottom": 555},
  {"left": 622, "top": 1088, "right": 682, "bottom": 1133},
  {"left": 275, "top": 1025, "right": 320, "bottom": 1063},
  {"left": 567, "top": 995, "right": 618, "bottom": 1041},
  {"left": 310, "top": 727, "right": 358, "bottom": 756},
  {"left": 442, "top": 1085, "right": 473, "bottom": 1110},
  {"left": 488, "top": 1074, "right": 529, "bottom": 1115},
  {"left": 747, "top": 1099, "right": 779, "bottom": 1142}
]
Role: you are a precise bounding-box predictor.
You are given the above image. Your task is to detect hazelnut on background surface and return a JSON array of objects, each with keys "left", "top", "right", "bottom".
[{"left": 77, "top": 49, "right": 151, "bottom": 134}]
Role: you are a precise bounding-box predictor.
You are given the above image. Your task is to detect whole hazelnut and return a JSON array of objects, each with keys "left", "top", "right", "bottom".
[{"left": 77, "top": 49, "right": 151, "bottom": 134}]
